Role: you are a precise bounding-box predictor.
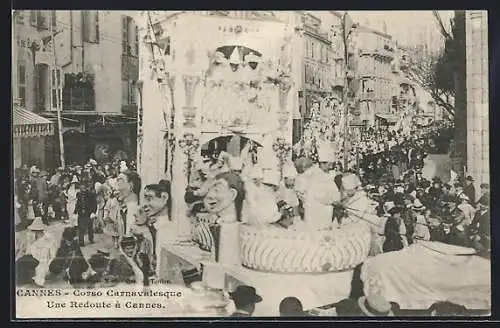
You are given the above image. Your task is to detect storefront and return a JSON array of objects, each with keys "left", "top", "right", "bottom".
[
  {"left": 13, "top": 106, "right": 55, "bottom": 169},
  {"left": 375, "top": 113, "right": 398, "bottom": 128}
]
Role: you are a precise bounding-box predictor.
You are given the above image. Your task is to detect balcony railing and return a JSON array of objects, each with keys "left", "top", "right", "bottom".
[
  {"left": 122, "top": 104, "right": 138, "bottom": 116},
  {"left": 63, "top": 86, "right": 95, "bottom": 111},
  {"left": 331, "top": 76, "right": 344, "bottom": 87}
]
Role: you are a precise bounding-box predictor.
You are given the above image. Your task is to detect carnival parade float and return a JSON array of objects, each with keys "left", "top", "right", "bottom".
[
  {"left": 137, "top": 12, "right": 489, "bottom": 316},
  {"left": 135, "top": 11, "right": 378, "bottom": 315}
]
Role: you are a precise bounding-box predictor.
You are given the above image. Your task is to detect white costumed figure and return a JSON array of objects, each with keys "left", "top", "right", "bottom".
[{"left": 298, "top": 140, "right": 341, "bottom": 230}]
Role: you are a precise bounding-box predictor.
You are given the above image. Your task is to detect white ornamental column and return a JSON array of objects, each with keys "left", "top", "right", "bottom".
[{"left": 170, "top": 18, "right": 205, "bottom": 240}]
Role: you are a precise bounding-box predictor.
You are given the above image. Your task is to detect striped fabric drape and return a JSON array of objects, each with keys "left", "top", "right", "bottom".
[{"left": 13, "top": 106, "right": 54, "bottom": 138}]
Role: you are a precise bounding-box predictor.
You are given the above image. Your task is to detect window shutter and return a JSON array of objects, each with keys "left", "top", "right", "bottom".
[
  {"left": 127, "top": 17, "right": 135, "bottom": 56},
  {"left": 122, "top": 16, "right": 128, "bottom": 54},
  {"left": 95, "top": 12, "right": 100, "bottom": 43},
  {"left": 135, "top": 25, "right": 139, "bottom": 56},
  {"left": 82, "top": 11, "right": 89, "bottom": 42}
]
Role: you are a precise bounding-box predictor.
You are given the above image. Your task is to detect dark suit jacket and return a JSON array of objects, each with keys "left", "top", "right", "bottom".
[
  {"left": 109, "top": 254, "right": 137, "bottom": 284},
  {"left": 74, "top": 190, "right": 98, "bottom": 218},
  {"left": 463, "top": 184, "right": 476, "bottom": 204}
]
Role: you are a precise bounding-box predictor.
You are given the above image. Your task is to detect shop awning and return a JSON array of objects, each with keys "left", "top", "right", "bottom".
[
  {"left": 375, "top": 113, "right": 399, "bottom": 124},
  {"left": 13, "top": 107, "right": 55, "bottom": 138}
]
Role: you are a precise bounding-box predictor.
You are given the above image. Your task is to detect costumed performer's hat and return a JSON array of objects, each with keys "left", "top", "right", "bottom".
[
  {"left": 228, "top": 155, "right": 243, "bottom": 171},
  {"left": 282, "top": 163, "right": 297, "bottom": 179},
  {"left": 342, "top": 174, "right": 362, "bottom": 191},
  {"left": 27, "top": 217, "right": 46, "bottom": 231},
  {"left": 316, "top": 139, "right": 336, "bottom": 163},
  {"left": 229, "top": 285, "right": 263, "bottom": 305},
  {"left": 358, "top": 294, "right": 394, "bottom": 317},
  {"left": 262, "top": 168, "right": 281, "bottom": 187}
]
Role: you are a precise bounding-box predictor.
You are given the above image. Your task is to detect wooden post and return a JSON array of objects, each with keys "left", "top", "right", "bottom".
[{"left": 51, "top": 20, "right": 66, "bottom": 168}]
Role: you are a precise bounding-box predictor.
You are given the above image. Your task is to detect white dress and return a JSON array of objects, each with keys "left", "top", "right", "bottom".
[{"left": 66, "top": 186, "right": 78, "bottom": 226}]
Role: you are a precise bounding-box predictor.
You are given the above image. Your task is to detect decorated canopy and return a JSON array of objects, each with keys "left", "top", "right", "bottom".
[{"left": 13, "top": 106, "right": 54, "bottom": 138}]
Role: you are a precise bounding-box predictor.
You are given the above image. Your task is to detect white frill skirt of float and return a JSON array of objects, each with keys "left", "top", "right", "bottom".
[{"left": 239, "top": 220, "right": 372, "bottom": 273}]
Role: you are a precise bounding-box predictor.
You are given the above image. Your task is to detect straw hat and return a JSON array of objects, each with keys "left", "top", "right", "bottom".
[
  {"left": 27, "top": 217, "right": 46, "bottom": 231},
  {"left": 412, "top": 199, "right": 426, "bottom": 211},
  {"left": 383, "top": 201, "right": 396, "bottom": 213},
  {"left": 317, "top": 139, "right": 336, "bottom": 163}
]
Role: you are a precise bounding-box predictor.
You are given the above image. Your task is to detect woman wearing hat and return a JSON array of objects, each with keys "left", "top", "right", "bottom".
[
  {"left": 411, "top": 199, "right": 430, "bottom": 242},
  {"left": 383, "top": 205, "right": 405, "bottom": 253},
  {"left": 65, "top": 175, "right": 79, "bottom": 226},
  {"left": 103, "top": 183, "right": 123, "bottom": 248}
]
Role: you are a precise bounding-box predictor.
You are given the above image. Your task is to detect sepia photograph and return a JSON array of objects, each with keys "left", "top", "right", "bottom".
[{"left": 12, "top": 10, "right": 490, "bottom": 318}]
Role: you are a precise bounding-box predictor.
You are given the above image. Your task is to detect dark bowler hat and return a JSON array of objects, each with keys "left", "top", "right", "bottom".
[
  {"left": 97, "top": 248, "right": 111, "bottom": 258},
  {"left": 119, "top": 236, "right": 137, "bottom": 247},
  {"left": 466, "top": 176, "right": 474, "bottom": 182},
  {"left": 388, "top": 206, "right": 402, "bottom": 215},
  {"left": 229, "top": 285, "right": 263, "bottom": 305}
]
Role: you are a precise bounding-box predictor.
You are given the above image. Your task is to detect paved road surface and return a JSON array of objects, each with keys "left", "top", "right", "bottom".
[{"left": 33, "top": 221, "right": 119, "bottom": 260}]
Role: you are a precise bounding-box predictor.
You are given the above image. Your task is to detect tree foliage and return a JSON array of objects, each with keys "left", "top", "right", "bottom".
[{"left": 407, "top": 16, "right": 456, "bottom": 118}]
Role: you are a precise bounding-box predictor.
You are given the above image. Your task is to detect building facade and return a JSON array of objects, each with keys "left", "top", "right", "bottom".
[
  {"left": 13, "top": 10, "right": 139, "bottom": 167},
  {"left": 465, "top": 10, "right": 489, "bottom": 191},
  {"left": 353, "top": 25, "right": 395, "bottom": 127},
  {"left": 13, "top": 10, "right": 58, "bottom": 169}
]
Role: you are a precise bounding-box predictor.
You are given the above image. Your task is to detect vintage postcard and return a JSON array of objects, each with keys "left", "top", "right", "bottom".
[{"left": 13, "top": 10, "right": 490, "bottom": 319}]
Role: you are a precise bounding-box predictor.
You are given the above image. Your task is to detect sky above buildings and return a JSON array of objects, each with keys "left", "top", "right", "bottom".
[{"left": 349, "top": 11, "right": 454, "bottom": 48}]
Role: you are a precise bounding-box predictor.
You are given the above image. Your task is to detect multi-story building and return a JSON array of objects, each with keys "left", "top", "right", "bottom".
[
  {"left": 353, "top": 25, "right": 395, "bottom": 127},
  {"left": 13, "top": 10, "right": 58, "bottom": 169},
  {"left": 13, "top": 10, "right": 139, "bottom": 167},
  {"left": 465, "top": 10, "right": 489, "bottom": 191},
  {"left": 274, "top": 11, "right": 340, "bottom": 144},
  {"left": 391, "top": 45, "right": 417, "bottom": 118}
]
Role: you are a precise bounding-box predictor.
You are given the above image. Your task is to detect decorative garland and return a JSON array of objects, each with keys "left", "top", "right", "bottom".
[
  {"left": 272, "top": 137, "right": 292, "bottom": 177},
  {"left": 178, "top": 133, "right": 200, "bottom": 182}
]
